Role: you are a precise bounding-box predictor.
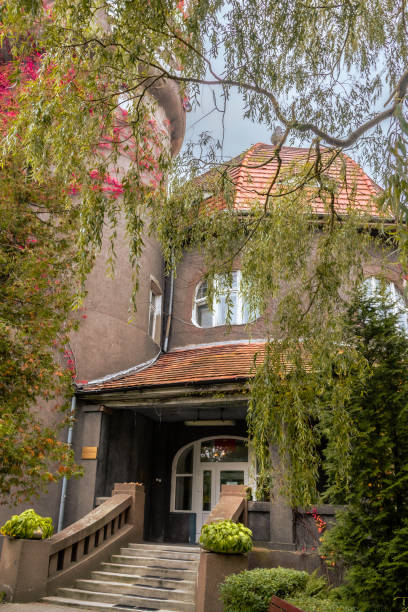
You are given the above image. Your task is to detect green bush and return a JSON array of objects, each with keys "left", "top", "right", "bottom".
[
  {"left": 0, "top": 509, "right": 53, "bottom": 539},
  {"left": 199, "top": 520, "right": 252, "bottom": 554},
  {"left": 302, "top": 571, "right": 330, "bottom": 598},
  {"left": 288, "top": 596, "right": 356, "bottom": 612},
  {"left": 320, "top": 291, "right": 408, "bottom": 611},
  {"left": 219, "top": 567, "right": 309, "bottom": 612}
]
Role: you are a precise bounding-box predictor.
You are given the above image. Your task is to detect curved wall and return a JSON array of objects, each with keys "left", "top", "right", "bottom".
[
  {"left": 70, "top": 221, "right": 164, "bottom": 382},
  {"left": 71, "top": 97, "right": 185, "bottom": 382},
  {"left": 168, "top": 249, "right": 270, "bottom": 351}
]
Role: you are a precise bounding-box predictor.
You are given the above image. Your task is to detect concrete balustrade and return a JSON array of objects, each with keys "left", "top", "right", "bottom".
[{"left": 0, "top": 482, "right": 144, "bottom": 602}]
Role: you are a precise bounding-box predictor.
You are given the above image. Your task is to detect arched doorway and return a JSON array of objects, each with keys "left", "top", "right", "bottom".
[{"left": 170, "top": 436, "right": 255, "bottom": 542}]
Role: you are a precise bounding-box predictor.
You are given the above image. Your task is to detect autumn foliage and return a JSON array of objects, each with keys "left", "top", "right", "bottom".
[{"left": 0, "top": 53, "right": 82, "bottom": 504}]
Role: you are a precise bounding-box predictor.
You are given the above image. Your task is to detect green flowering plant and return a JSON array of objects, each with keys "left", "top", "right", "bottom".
[
  {"left": 200, "top": 520, "right": 253, "bottom": 554},
  {"left": 0, "top": 509, "right": 54, "bottom": 539}
]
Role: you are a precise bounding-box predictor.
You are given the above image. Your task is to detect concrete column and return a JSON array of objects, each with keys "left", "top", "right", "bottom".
[
  {"left": 0, "top": 537, "right": 51, "bottom": 602},
  {"left": 64, "top": 405, "right": 103, "bottom": 526},
  {"left": 269, "top": 447, "right": 295, "bottom": 551},
  {"left": 112, "top": 482, "right": 145, "bottom": 541},
  {"left": 196, "top": 551, "right": 248, "bottom": 612}
]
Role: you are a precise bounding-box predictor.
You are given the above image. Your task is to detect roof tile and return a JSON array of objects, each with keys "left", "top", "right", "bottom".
[
  {"left": 222, "top": 143, "right": 384, "bottom": 217},
  {"left": 80, "top": 342, "right": 267, "bottom": 392}
]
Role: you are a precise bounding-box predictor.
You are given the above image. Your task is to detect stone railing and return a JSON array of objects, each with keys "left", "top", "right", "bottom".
[
  {"left": 205, "top": 484, "right": 248, "bottom": 525},
  {"left": 196, "top": 484, "right": 249, "bottom": 612},
  {"left": 0, "top": 482, "right": 144, "bottom": 603}
]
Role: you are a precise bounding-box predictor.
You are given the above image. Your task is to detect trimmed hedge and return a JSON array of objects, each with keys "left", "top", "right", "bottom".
[
  {"left": 219, "top": 567, "right": 309, "bottom": 612},
  {"left": 219, "top": 567, "right": 357, "bottom": 612},
  {"left": 289, "top": 596, "right": 356, "bottom": 612}
]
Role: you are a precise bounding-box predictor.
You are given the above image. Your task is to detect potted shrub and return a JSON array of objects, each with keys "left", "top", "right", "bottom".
[
  {"left": 199, "top": 519, "right": 253, "bottom": 554},
  {"left": 0, "top": 509, "right": 54, "bottom": 540},
  {"left": 0, "top": 510, "right": 54, "bottom": 602}
]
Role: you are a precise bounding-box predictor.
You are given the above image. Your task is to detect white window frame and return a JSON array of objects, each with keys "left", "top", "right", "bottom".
[
  {"left": 148, "top": 283, "right": 162, "bottom": 344},
  {"left": 170, "top": 436, "right": 255, "bottom": 514},
  {"left": 192, "top": 271, "right": 251, "bottom": 328}
]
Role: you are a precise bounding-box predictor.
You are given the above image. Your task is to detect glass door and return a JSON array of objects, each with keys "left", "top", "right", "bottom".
[
  {"left": 196, "top": 462, "right": 249, "bottom": 542},
  {"left": 218, "top": 468, "right": 245, "bottom": 489},
  {"left": 171, "top": 437, "right": 253, "bottom": 543},
  {"left": 197, "top": 468, "right": 213, "bottom": 541}
]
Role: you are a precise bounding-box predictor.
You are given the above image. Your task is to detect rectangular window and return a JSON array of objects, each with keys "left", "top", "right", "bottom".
[
  {"left": 175, "top": 476, "right": 192, "bottom": 511},
  {"left": 220, "top": 470, "right": 245, "bottom": 490},
  {"left": 202, "top": 470, "right": 212, "bottom": 511},
  {"left": 148, "top": 286, "right": 162, "bottom": 344}
]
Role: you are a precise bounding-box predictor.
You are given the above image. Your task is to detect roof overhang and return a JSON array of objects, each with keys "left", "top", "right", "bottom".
[
  {"left": 77, "top": 379, "right": 249, "bottom": 407},
  {"left": 77, "top": 379, "right": 250, "bottom": 422}
]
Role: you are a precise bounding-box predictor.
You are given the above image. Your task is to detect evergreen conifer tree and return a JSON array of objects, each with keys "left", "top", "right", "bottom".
[{"left": 322, "top": 284, "right": 408, "bottom": 611}]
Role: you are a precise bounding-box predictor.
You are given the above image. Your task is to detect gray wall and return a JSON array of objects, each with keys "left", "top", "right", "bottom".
[
  {"left": 168, "top": 245, "right": 404, "bottom": 352},
  {"left": 168, "top": 250, "right": 271, "bottom": 351},
  {"left": 70, "top": 217, "right": 165, "bottom": 382}
]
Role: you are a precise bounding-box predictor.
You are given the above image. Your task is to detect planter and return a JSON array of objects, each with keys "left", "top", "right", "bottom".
[
  {"left": 0, "top": 536, "right": 51, "bottom": 602},
  {"left": 196, "top": 549, "right": 248, "bottom": 612},
  {"left": 200, "top": 546, "right": 247, "bottom": 554}
]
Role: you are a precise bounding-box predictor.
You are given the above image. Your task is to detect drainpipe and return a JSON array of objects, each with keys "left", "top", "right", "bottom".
[
  {"left": 57, "top": 394, "right": 76, "bottom": 532},
  {"left": 163, "top": 252, "right": 175, "bottom": 353}
]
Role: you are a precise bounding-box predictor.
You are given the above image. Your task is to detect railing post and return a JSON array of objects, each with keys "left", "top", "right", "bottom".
[
  {"left": 269, "top": 447, "right": 295, "bottom": 551},
  {"left": 0, "top": 537, "right": 51, "bottom": 602},
  {"left": 112, "top": 482, "right": 145, "bottom": 541}
]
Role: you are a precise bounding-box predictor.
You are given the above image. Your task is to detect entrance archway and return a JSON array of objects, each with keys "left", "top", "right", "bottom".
[{"left": 170, "top": 436, "right": 255, "bottom": 541}]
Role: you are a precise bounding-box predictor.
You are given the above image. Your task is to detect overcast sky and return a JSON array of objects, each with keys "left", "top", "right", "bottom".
[
  {"left": 185, "top": 87, "right": 274, "bottom": 160},
  {"left": 183, "top": 83, "right": 379, "bottom": 182}
]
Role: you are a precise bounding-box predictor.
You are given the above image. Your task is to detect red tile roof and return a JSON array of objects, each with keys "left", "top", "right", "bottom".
[
  {"left": 79, "top": 342, "right": 267, "bottom": 392},
  {"left": 210, "top": 143, "right": 384, "bottom": 217}
]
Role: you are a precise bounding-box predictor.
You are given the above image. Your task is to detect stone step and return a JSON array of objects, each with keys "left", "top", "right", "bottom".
[
  {"left": 128, "top": 543, "right": 200, "bottom": 555},
  {"left": 102, "top": 561, "right": 197, "bottom": 581},
  {"left": 42, "top": 540, "right": 199, "bottom": 611},
  {"left": 43, "top": 595, "right": 177, "bottom": 611},
  {"left": 113, "top": 554, "right": 198, "bottom": 571},
  {"left": 75, "top": 578, "right": 194, "bottom": 602},
  {"left": 56, "top": 587, "right": 195, "bottom": 611},
  {"left": 120, "top": 547, "right": 199, "bottom": 562},
  {"left": 42, "top": 597, "right": 115, "bottom": 610},
  {"left": 91, "top": 570, "right": 195, "bottom": 592}
]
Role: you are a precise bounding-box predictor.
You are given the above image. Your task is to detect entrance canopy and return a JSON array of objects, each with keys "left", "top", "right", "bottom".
[
  {"left": 76, "top": 341, "right": 267, "bottom": 421},
  {"left": 79, "top": 341, "right": 267, "bottom": 392}
]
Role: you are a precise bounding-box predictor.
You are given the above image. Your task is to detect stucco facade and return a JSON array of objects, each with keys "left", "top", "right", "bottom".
[
  {"left": 1, "top": 138, "right": 402, "bottom": 555},
  {"left": 0, "top": 67, "right": 187, "bottom": 544}
]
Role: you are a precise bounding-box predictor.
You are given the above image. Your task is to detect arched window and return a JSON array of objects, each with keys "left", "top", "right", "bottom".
[
  {"left": 363, "top": 277, "right": 408, "bottom": 332},
  {"left": 193, "top": 271, "right": 256, "bottom": 328},
  {"left": 174, "top": 446, "right": 194, "bottom": 511}
]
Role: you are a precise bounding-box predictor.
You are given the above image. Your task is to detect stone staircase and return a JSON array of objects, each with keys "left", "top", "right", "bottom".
[{"left": 43, "top": 542, "right": 200, "bottom": 611}]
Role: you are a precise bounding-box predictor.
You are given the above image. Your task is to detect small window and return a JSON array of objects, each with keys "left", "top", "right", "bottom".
[
  {"left": 175, "top": 477, "right": 193, "bottom": 511},
  {"left": 148, "top": 283, "right": 162, "bottom": 344},
  {"left": 193, "top": 271, "right": 257, "bottom": 328}
]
